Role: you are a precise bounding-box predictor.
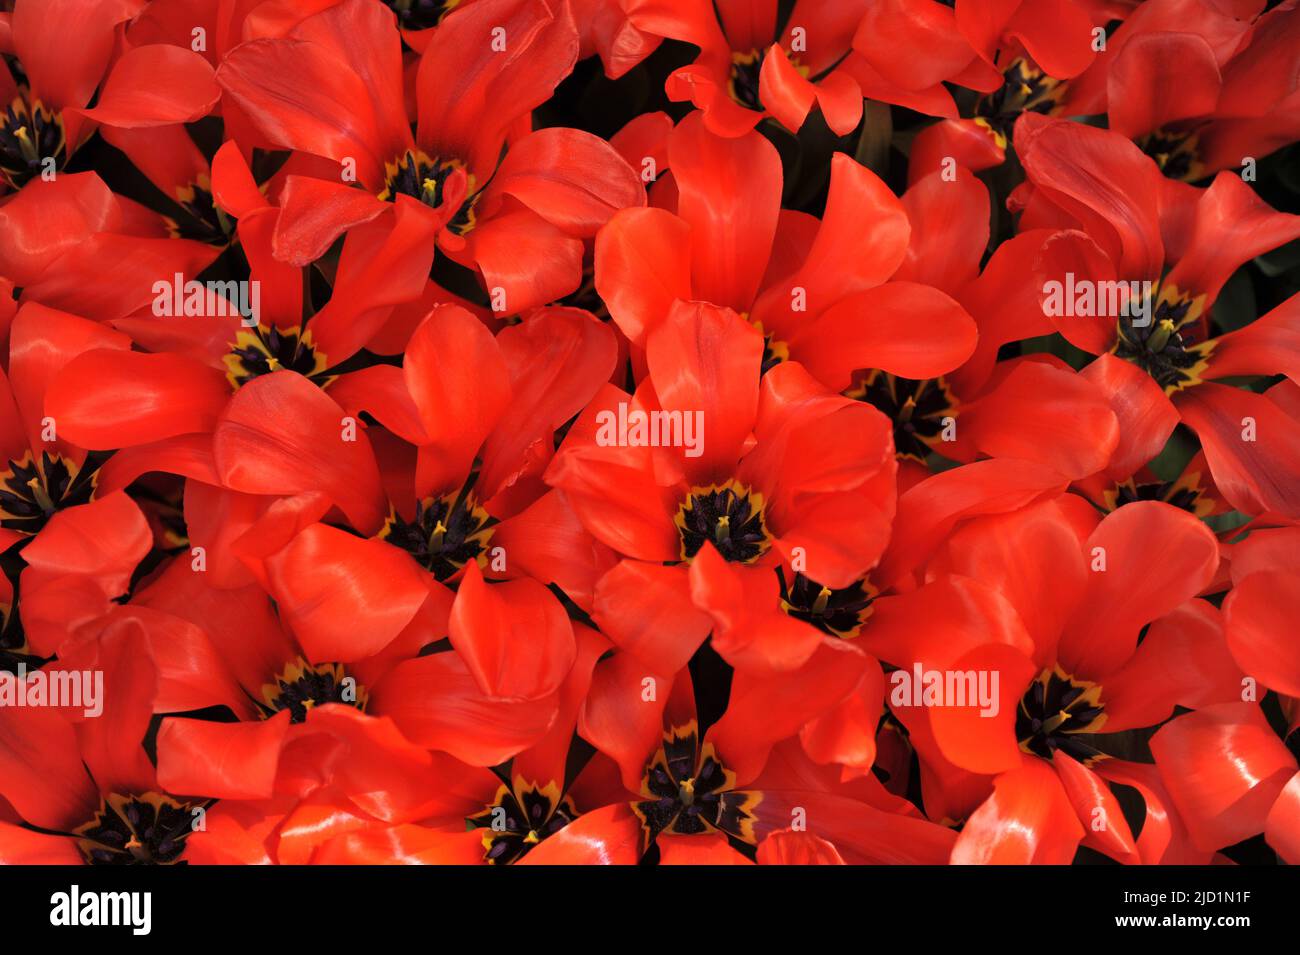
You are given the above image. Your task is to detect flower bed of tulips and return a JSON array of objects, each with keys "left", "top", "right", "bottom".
[{"left": 1, "top": 0, "right": 1299, "bottom": 868}]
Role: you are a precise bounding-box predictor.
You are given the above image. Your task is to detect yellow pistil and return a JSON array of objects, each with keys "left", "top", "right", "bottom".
[
  {"left": 26, "top": 476, "right": 54, "bottom": 512},
  {"left": 13, "top": 125, "right": 38, "bottom": 165},
  {"left": 714, "top": 515, "right": 731, "bottom": 545},
  {"left": 1147, "top": 318, "right": 1177, "bottom": 354},
  {"left": 1041, "top": 711, "right": 1072, "bottom": 735}
]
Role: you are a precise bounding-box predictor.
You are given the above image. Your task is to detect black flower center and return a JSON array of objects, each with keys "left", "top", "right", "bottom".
[
  {"left": 1106, "top": 474, "right": 1212, "bottom": 517},
  {"left": 0, "top": 452, "right": 101, "bottom": 535},
  {"left": 728, "top": 49, "right": 766, "bottom": 111},
  {"left": 632, "top": 726, "right": 760, "bottom": 853},
  {"left": 727, "top": 48, "right": 809, "bottom": 113},
  {"left": 379, "top": 487, "right": 495, "bottom": 581},
  {"left": 1016, "top": 667, "right": 1107, "bottom": 763},
  {"left": 259, "top": 658, "right": 366, "bottom": 723},
  {"left": 380, "top": 150, "right": 478, "bottom": 234},
  {"left": 847, "top": 371, "right": 955, "bottom": 462},
  {"left": 760, "top": 333, "right": 788, "bottom": 375},
  {"left": 635, "top": 727, "right": 726, "bottom": 835},
  {"left": 75, "top": 793, "right": 199, "bottom": 865},
  {"left": 223, "top": 325, "right": 330, "bottom": 389},
  {"left": 1138, "top": 127, "right": 1201, "bottom": 181},
  {"left": 385, "top": 0, "right": 461, "bottom": 30},
  {"left": 676, "top": 481, "right": 770, "bottom": 563},
  {"left": 0, "top": 93, "right": 65, "bottom": 189},
  {"left": 0, "top": 586, "right": 41, "bottom": 675},
  {"left": 974, "top": 59, "right": 1063, "bottom": 144},
  {"left": 468, "top": 782, "right": 577, "bottom": 865},
  {"left": 777, "top": 569, "right": 877, "bottom": 638},
  {"left": 1113, "top": 294, "right": 1212, "bottom": 394},
  {"left": 166, "top": 180, "right": 236, "bottom": 245}
]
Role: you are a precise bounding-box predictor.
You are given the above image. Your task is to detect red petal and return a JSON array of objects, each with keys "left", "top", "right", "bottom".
[
  {"left": 790, "top": 282, "right": 977, "bottom": 389},
  {"left": 1057, "top": 502, "right": 1220, "bottom": 681},
  {"left": 0, "top": 174, "right": 118, "bottom": 286},
  {"left": 1002, "top": 0, "right": 1096, "bottom": 78},
  {"left": 75, "top": 45, "right": 219, "bottom": 127},
  {"left": 8, "top": 302, "right": 130, "bottom": 454},
  {"left": 315, "top": 824, "right": 490, "bottom": 864},
  {"left": 305, "top": 197, "right": 441, "bottom": 357},
  {"left": 907, "top": 118, "right": 1003, "bottom": 184},
  {"left": 896, "top": 167, "right": 989, "bottom": 291},
  {"left": 156, "top": 714, "right": 291, "bottom": 801},
  {"left": 489, "top": 489, "right": 614, "bottom": 611},
  {"left": 645, "top": 299, "right": 760, "bottom": 486},
  {"left": 1100, "top": 599, "right": 1246, "bottom": 732},
  {"left": 71, "top": 629, "right": 160, "bottom": 801},
  {"left": 756, "top": 830, "right": 846, "bottom": 865},
  {"left": 933, "top": 497, "right": 1091, "bottom": 668},
  {"left": 579, "top": 650, "right": 673, "bottom": 792},
  {"left": 404, "top": 304, "right": 510, "bottom": 493},
  {"left": 264, "top": 524, "right": 431, "bottom": 663},
  {"left": 459, "top": 206, "right": 585, "bottom": 314},
  {"left": 278, "top": 707, "right": 489, "bottom": 822},
  {"left": 1079, "top": 353, "right": 1180, "bottom": 481},
  {"left": 657, "top": 833, "right": 754, "bottom": 864},
  {"left": 799, "top": 663, "right": 885, "bottom": 774},
  {"left": 271, "top": 176, "right": 390, "bottom": 268},
  {"left": 667, "top": 110, "right": 782, "bottom": 312},
  {"left": 1014, "top": 114, "right": 1164, "bottom": 282},
  {"left": 19, "top": 492, "right": 152, "bottom": 657},
  {"left": 0, "top": 824, "right": 83, "bottom": 864},
  {"left": 217, "top": 0, "right": 412, "bottom": 186},
  {"left": 876, "top": 459, "right": 1068, "bottom": 589},
  {"left": 0, "top": 704, "right": 99, "bottom": 831},
  {"left": 1175, "top": 381, "right": 1300, "bottom": 521},
  {"left": 483, "top": 126, "right": 645, "bottom": 237},
  {"left": 592, "top": 560, "right": 709, "bottom": 675},
  {"left": 1151, "top": 703, "right": 1297, "bottom": 852},
  {"left": 545, "top": 390, "right": 682, "bottom": 562},
  {"left": 1205, "top": 293, "right": 1300, "bottom": 383},
  {"left": 449, "top": 564, "right": 577, "bottom": 701},
  {"left": 416, "top": 0, "right": 579, "bottom": 175},
  {"left": 1224, "top": 570, "right": 1300, "bottom": 698},
  {"left": 517, "top": 803, "right": 642, "bottom": 864},
  {"left": 926, "top": 642, "right": 1040, "bottom": 775},
  {"left": 1052, "top": 750, "right": 1140, "bottom": 864},
  {"left": 854, "top": 0, "right": 978, "bottom": 91},
  {"left": 1265, "top": 772, "right": 1300, "bottom": 865},
  {"left": 751, "top": 154, "right": 910, "bottom": 342},
  {"left": 1165, "top": 173, "right": 1300, "bottom": 307},
  {"left": 688, "top": 544, "right": 825, "bottom": 675},
  {"left": 213, "top": 371, "right": 387, "bottom": 533},
  {"left": 46, "top": 350, "right": 229, "bottom": 449},
  {"left": 1107, "top": 33, "right": 1222, "bottom": 140},
  {"left": 594, "top": 206, "right": 692, "bottom": 346},
  {"left": 951, "top": 760, "right": 1084, "bottom": 864},
  {"left": 369, "top": 651, "right": 560, "bottom": 766},
  {"left": 758, "top": 42, "right": 817, "bottom": 133},
  {"left": 813, "top": 69, "right": 865, "bottom": 136},
  {"left": 710, "top": 636, "right": 870, "bottom": 784},
  {"left": 481, "top": 307, "right": 617, "bottom": 498},
  {"left": 11, "top": 0, "right": 126, "bottom": 112},
  {"left": 959, "top": 360, "right": 1120, "bottom": 480}
]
